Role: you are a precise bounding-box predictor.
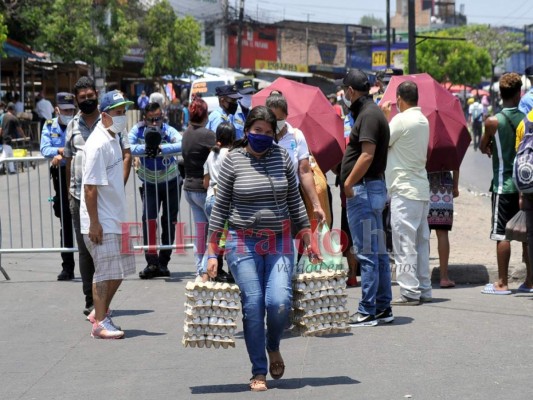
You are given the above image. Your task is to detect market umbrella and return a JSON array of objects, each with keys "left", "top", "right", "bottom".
[
  {"left": 252, "top": 78, "right": 345, "bottom": 173},
  {"left": 380, "top": 73, "right": 471, "bottom": 172}
]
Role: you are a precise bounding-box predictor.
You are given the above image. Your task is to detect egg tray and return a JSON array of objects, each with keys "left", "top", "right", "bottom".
[
  {"left": 182, "top": 335, "right": 236, "bottom": 349},
  {"left": 292, "top": 322, "right": 351, "bottom": 337},
  {"left": 293, "top": 270, "right": 347, "bottom": 283},
  {"left": 292, "top": 310, "right": 350, "bottom": 325},
  {"left": 184, "top": 298, "right": 240, "bottom": 310},
  {"left": 183, "top": 323, "right": 237, "bottom": 337},
  {"left": 185, "top": 281, "right": 240, "bottom": 292},
  {"left": 184, "top": 307, "right": 239, "bottom": 320},
  {"left": 293, "top": 289, "right": 348, "bottom": 301},
  {"left": 292, "top": 280, "right": 347, "bottom": 295}
]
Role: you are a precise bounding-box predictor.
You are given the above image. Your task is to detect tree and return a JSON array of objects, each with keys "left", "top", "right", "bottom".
[
  {"left": 0, "top": 0, "right": 54, "bottom": 45},
  {"left": 416, "top": 30, "right": 491, "bottom": 86},
  {"left": 37, "top": 0, "right": 138, "bottom": 70},
  {"left": 140, "top": 0, "right": 206, "bottom": 79},
  {"left": 0, "top": 13, "right": 7, "bottom": 55},
  {"left": 463, "top": 24, "right": 525, "bottom": 96},
  {"left": 360, "top": 14, "right": 385, "bottom": 28}
]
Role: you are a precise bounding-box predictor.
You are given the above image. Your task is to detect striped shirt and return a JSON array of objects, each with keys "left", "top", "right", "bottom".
[{"left": 207, "top": 145, "right": 310, "bottom": 237}]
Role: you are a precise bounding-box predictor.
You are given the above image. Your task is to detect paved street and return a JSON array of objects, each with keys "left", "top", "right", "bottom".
[{"left": 1, "top": 144, "right": 532, "bottom": 399}]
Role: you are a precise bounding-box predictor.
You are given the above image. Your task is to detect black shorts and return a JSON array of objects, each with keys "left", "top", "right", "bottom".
[{"left": 491, "top": 192, "right": 520, "bottom": 241}]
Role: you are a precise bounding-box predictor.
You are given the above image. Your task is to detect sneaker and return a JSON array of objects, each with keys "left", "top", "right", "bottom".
[
  {"left": 91, "top": 317, "right": 124, "bottom": 339},
  {"left": 83, "top": 305, "right": 94, "bottom": 316},
  {"left": 375, "top": 307, "right": 394, "bottom": 323},
  {"left": 87, "top": 309, "right": 120, "bottom": 330},
  {"left": 139, "top": 264, "right": 160, "bottom": 279},
  {"left": 159, "top": 266, "right": 170, "bottom": 277},
  {"left": 391, "top": 296, "right": 420, "bottom": 306},
  {"left": 348, "top": 312, "right": 377, "bottom": 327},
  {"left": 57, "top": 270, "right": 75, "bottom": 281}
]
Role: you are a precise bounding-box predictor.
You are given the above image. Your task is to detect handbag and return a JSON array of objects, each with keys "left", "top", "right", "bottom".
[{"left": 505, "top": 210, "right": 527, "bottom": 242}]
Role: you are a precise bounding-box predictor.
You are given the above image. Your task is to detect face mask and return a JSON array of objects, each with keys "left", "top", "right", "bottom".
[
  {"left": 276, "top": 120, "right": 286, "bottom": 133},
  {"left": 240, "top": 95, "right": 252, "bottom": 109},
  {"left": 226, "top": 102, "right": 238, "bottom": 115},
  {"left": 247, "top": 133, "right": 274, "bottom": 153},
  {"left": 110, "top": 115, "right": 127, "bottom": 133},
  {"left": 343, "top": 90, "right": 352, "bottom": 108},
  {"left": 78, "top": 99, "right": 98, "bottom": 114},
  {"left": 59, "top": 114, "right": 73, "bottom": 126}
]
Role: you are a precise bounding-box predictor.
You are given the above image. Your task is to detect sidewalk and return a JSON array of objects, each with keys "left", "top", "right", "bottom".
[{"left": 1, "top": 249, "right": 532, "bottom": 400}]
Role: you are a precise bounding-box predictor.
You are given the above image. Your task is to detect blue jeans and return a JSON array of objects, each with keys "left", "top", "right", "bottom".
[
  {"left": 184, "top": 190, "right": 209, "bottom": 273},
  {"left": 346, "top": 179, "right": 392, "bottom": 315},
  {"left": 204, "top": 194, "right": 215, "bottom": 217},
  {"left": 141, "top": 179, "right": 179, "bottom": 267},
  {"left": 225, "top": 229, "right": 294, "bottom": 376}
]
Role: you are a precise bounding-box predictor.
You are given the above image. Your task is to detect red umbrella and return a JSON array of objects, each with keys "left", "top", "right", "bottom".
[
  {"left": 252, "top": 78, "right": 345, "bottom": 173},
  {"left": 442, "top": 83, "right": 472, "bottom": 93},
  {"left": 380, "top": 73, "right": 471, "bottom": 172}
]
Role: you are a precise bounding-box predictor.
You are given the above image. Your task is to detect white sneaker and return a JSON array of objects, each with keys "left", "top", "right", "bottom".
[{"left": 91, "top": 317, "right": 124, "bottom": 339}]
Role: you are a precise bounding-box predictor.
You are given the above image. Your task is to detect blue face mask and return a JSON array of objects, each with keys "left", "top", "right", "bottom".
[{"left": 247, "top": 133, "right": 274, "bottom": 153}]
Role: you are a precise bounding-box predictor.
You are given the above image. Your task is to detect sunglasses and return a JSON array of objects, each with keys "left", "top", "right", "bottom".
[{"left": 146, "top": 117, "right": 162, "bottom": 123}]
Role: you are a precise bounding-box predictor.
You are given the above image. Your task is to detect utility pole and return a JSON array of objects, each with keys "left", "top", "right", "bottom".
[
  {"left": 408, "top": 0, "right": 416, "bottom": 73},
  {"left": 306, "top": 13, "right": 311, "bottom": 66},
  {"left": 386, "top": 0, "right": 391, "bottom": 68},
  {"left": 236, "top": 0, "right": 245, "bottom": 69}
]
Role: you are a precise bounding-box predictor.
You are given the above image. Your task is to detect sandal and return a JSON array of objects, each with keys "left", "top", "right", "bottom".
[
  {"left": 440, "top": 279, "right": 456, "bottom": 288},
  {"left": 250, "top": 375, "right": 267, "bottom": 392},
  {"left": 268, "top": 351, "right": 285, "bottom": 380}
]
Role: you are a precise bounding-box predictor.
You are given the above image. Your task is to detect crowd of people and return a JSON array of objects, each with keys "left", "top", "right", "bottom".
[{"left": 0, "top": 64, "right": 528, "bottom": 391}]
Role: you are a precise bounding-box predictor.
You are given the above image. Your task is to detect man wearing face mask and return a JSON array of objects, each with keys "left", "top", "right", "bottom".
[
  {"left": 40, "top": 92, "right": 77, "bottom": 281},
  {"left": 129, "top": 102, "right": 183, "bottom": 279},
  {"left": 338, "top": 69, "right": 392, "bottom": 327},
  {"left": 233, "top": 79, "right": 256, "bottom": 139},
  {"left": 64, "top": 77, "right": 132, "bottom": 317},
  {"left": 205, "top": 84, "right": 241, "bottom": 133},
  {"left": 80, "top": 90, "right": 136, "bottom": 339}
]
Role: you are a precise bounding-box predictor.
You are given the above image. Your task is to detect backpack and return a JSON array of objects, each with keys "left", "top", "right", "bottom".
[{"left": 513, "top": 115, "right": 533, "bottom": 193}]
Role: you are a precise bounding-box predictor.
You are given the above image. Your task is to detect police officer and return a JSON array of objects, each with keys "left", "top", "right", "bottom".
[
  {"left": 233, "top": 79, "right": 256, "bottom": 139},
  {"left": 205, "top": 84, "right": 241, "bottom": 133},
  {"left": 129, "top": 102, "right": 183, "bottom": 279},
  {"left": 40, "top": 92, "right": 76, "bottom": 281}
]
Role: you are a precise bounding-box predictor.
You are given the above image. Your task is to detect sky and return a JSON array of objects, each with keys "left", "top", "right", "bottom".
[{"left": 236, "top": 0, "right": 533, "bottom": 27}]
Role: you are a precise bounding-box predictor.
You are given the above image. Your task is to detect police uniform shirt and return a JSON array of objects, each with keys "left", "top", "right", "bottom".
[
  {"left": 206, "top": 107, "right": 234, "bottom": 133},
  {"left": 40, "top": 118, "right": 68, "bottom": 166}
]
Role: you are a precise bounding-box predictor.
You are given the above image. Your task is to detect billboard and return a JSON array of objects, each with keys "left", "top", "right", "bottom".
[{"left": 228, "top": 26, "right": 277, "bottom": 69}]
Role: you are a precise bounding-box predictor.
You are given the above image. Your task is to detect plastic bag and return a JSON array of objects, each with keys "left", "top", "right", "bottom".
[
  {"left": 505, "top": 210, "right": 527, "bottom": 242},
  {"left": 295, "top": 222, "right": 345, "bottom": 274}
]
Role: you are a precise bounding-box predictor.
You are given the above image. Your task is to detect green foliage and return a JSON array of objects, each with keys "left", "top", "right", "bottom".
[
  {"left": 0, "top": 0, "right": 54, "bottom": 45},
  {"left": 0, "top": 13, "right": 7, "bottom": 55},
  {"left": 36, "top": 0, "right": 137, "bottom": 69},
  {"left": 141, "top": 0, "right": 206, "bottom": 78},
  {"left": 360, "top": 15, "right": 385, "bottom": 28},
  {"left": 416, "top": 30, "right": 491, "bottom": 85}
]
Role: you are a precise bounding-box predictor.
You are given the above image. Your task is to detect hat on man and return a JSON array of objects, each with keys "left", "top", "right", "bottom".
[
  {"left": 100, "top": 90, "right": 134, "bottom": 112},
  {"left": 334, "top": 69, "right": 371, "bottom": 92},
  {"left": 525, "top": 65, "right": 533, "bottom": 77},
  {"left": 236, "top": 79, "right": 256, "bottom": 95},
  {"left": 215, "top": 84, "right": 242, "bottom": 99},
  {"left": 56, "top": 92, "right": 76, "bottom": 110}
]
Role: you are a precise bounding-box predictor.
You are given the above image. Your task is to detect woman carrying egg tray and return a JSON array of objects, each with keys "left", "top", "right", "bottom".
[{"left": 204, "top": 106, "right": 321, "bottom": 392}]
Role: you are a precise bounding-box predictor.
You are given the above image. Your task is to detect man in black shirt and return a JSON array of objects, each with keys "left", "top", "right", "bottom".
[{"left": 338, "top": 69, "right": 393, "bottom": 327}]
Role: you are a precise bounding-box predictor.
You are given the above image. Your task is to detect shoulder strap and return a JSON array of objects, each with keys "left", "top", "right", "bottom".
[{"left": 500, "top": 110, "right": 518, "bottom": 134}]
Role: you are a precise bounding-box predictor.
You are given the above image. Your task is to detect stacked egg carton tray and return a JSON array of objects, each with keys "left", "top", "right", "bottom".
[
  {"left": 292, "top": 270, "right": 351, "bottom": 336},
  {"left": 182, "top": 281, "right": 240, "bottom": 349}
]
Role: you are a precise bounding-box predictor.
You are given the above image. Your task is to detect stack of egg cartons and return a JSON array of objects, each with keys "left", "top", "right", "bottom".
[
  {"left": 292, "top": 270, "right": 351, "bottom": 336},
  {"left": 182, "top": 281, "right": 240, "bottom": 349}
]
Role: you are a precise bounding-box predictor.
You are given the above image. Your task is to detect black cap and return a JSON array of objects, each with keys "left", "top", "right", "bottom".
[
  {"left": 56, "top": 92, "right": 76, "bottom": 110},
  {"left": 377, "top": 68, "right": 404, "bottom": 83},
  {"left": 236, "top": 79, "right": 256, "bottom": 95},
  {"left": 215, "top": 84, "right": 242, "bottom": 99},
  {"left": 526, "top": 65, "right": 533, "bottom": 77},
  {"left": 334, "top": 69, "right": 370, "bottom": 92}
]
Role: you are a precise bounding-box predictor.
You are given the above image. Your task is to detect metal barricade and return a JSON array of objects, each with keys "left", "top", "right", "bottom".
[{"left": 0, "top": 153, "right": 194, "bottom": 280}]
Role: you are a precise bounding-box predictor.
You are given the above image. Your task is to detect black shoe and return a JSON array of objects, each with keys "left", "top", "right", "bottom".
[
  {"left": 57, "top": 270, "right": 75, "bottom": 281},
  {"left": 348, "top": 312, "right": 377, "bottom": 327},
  {"left": 159, "top": 266, "right": 170, "bottom": 277},
  {"left": 83, "top": 304, "right": 94, "bottom": 316},
  {"left": 375, "top": 307, "right": 394, "bottom": 324},
  {"left": 215, "top": 269, "right": 234, "bottom": 283},
  {"left": 139, "top": 264, "right": 160, "bottom": 279}
]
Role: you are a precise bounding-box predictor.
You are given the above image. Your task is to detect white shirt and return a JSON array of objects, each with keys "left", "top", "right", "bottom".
[
  {"left": 35, "top": 98, "right": 54, "bottom": 120},
  {"left": 385, "top": 106, "right": 430, "bottom": 201},
  {"left": 80, "top": 122, "right": 126, "bottom": 234},
  {"left": 277, "top": 122, "right": 310, "bottom": 184},
  {"left": 203, "top": 147, "right": 229, "bottom": 198}
]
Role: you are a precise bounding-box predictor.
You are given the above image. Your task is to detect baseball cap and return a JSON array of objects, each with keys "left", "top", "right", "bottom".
[
  {"left": 236, "top": 79, "right": 256, "bottom": 95},
  {"left": 215, "top": 84, "right": 242, "bottom": 99},
  {"left": 56, "top": 92, "right": 76, "bottom": 110},
  {"left": 334, "top": 69, "right": 371, "bottom": 92},
  {"left": 526, "top": 65, "right": 533, "bottom": 77},
  {"left": 99, "top": 90, "right": 134, "bottom": 112}
]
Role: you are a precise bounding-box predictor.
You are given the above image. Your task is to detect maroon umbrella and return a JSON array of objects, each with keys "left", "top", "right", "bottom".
[
  {"left": 252, "top": 78, "right": 345, "bottom": 173},
  {"left": 380, "top": 73, "right": 471, "bottom": 172}
]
